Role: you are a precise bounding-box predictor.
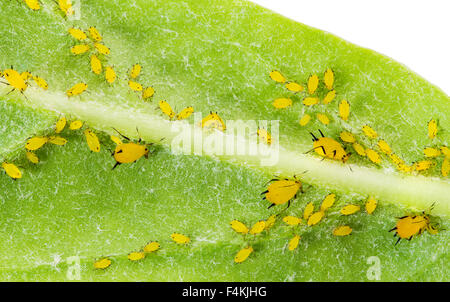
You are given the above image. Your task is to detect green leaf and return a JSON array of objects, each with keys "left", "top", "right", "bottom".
[{"left": 0, "top": 0, "right": 448, "bottom": 281}]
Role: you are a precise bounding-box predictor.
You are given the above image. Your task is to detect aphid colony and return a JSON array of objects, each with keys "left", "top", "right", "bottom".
[
  {"left": 93, "top": 232, "right": 191, "bottom": 270},
  {"left": 270, "top": 69, "right": 449, "bottom": 177},
  {"left": 230, "top": 177, "right": 391, "bottom": 263}
]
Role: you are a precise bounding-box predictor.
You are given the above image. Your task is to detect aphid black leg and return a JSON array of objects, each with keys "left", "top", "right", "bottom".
[
  {"left": 395, "top": 237, "right": 401, "bottom": 245},
  {"left": 389, "top": 227, "right": 397, "bottom": 232},
  {"left": 309, "top": 132, "right": 318, "bottom": 141},
  {"left": 260, "top": 190, "right": 269, "bottom": 195},
  {"left": 318, "top": 129, "right": 325, "bottom": 137},
  {"left": 112, "top": 127, "right": 131, "bottom": 141},
  {"left": 267, "top": 203, "right": 275, "bottom": 209},
  {"left": 112, "top": 162, "right": 121, "bottom": 170}
]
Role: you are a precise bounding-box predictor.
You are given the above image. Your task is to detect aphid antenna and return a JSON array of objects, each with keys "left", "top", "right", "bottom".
[{"left": 112, "top": 127, "right": 131, "bottom": 141}]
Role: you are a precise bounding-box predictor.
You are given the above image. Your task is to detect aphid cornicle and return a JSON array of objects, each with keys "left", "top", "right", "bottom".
[
  {"left": 111, "top": 128, "right": 154, "bottom": 169},
  {"left": 309, "top": 130, "right": 351, "bottom": 163},
  {"left": 261, "top": 177, "right": 303, "bottom": 209}
]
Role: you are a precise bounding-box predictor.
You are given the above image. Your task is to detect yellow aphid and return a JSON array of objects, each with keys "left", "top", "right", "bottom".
[
  {"left": 333, "top": 226, "right": 352, "bottom": 236},
  {"left": 21, "top": 71, "right": 32, "bottom": 81},
  {"left": 230, "top": 220, "right": 249, "bottom": 234},
  {"left": 307, "top": 74, "right": 319, "bottom": 94},
  {"left": 340, "top": 204, "right": 360, "bottom": 216},
  {"left": 397, "top": 163, "right": 414, "bottom": 173},
  {"left": 68, "top": 28, "right": 87, "bottom": 40},
  {"left": 90, "top": 54, "right": 102, "bottom": 75},
  {"left": 377, "top": 140, "right": 392, "bottom": 155},
  {"left": 93, "top": 258, "right": 111, "bottom": 269},
  {"left": 316, "top": 113, "right": 330, "bottom": 125},
  {"left": 55, "top": 117, "right": 66, "bottom": 134},
  {"left": 171, "top": 233, "right": 190, "bottom": 244},
  {"left": 128, "top": 80, "right": 143, "bottom": 92},
  {"left": 201, "top": 112, "right": 226, "bottom": 131},
  {"left": 26, "top": 151, "right": 39, "bottom": 164},
  {"left": 32, "top": 76, "right": 48, "bottom": 90},
  {"left": 25, "top": 136, "right": 49, "bottom": 151},
  {"left": 143, "top": 241, "right": 160, "bottom": 253},
  {"left": 390, "top": 215, "right": 431, "bottom": 244},
  {"left": 265, "top": 215, "right": 276, "bottom": 230},
  {"left": 84, "top": 129, "right": 100, "bottom": 152},
  {"left": 365, "top": 197, "right": 377, "bottom": 214},
  {"left": 339, "top": 100, "right": 350, "bottom": 121},
  {"left": 299, "top": 114, "right": 311, "bottom": 126},
  {"left": 112, "top": 142, "right": 150, "bottom": 168},
  {"left": 3, "top": 68, "right": 27, "bottom": 92},
  {"left": 58, "top": 0, "right": 74, "bottom": 16},
  {"left": 105, "top": 66, "right": 116, "bottom": 84},
  {"left": 269, "top": 70, "right": 286, "bottom": 83},
  {"left": 142, "top": 87, "right": 155, "bottom": 99},
  {"left": 440, "top": 146, "right": 450, "bottom": 158},
  {"left": 323, "top": 68, "right": 334, "bottom": 90},
  {"left": 428, "top": 119, "right": 437, "bottom": 139},
  {"left": 310, "top": 130, "right": 350, "bottom": 163},
  {"left": 389, "top": 153, "right": 404, "bottom": 166},
  {"left": 282, "top": 216, "right": 302, "bottom": 226},
  {"left": 69, "top": 120, "right": 83, "bottom": 130},
  {"left": 110, "top": 135, "right": 122, "bottom": 145},
  {"left": 285, "top": 82, "right": 303, "bottom": 93},
  {"left": 249, "top": 221, "right": 266, "bottom": 235},
  {"left": 340, "top": 131, "right": 355, "bottom": 143},
  {"left": 24, "top": 0, "right": 40, "bottom": 10},
  {"left": 366, "top": 148, "right": 381, "bottom": 164},
  {"left": 303, "top": 202, "right": 314, "bottom": 220},
  {"left": 2, "top": 162, "right": 22, "bottom": 179},
  {"left": 273, "top": 97, "right": 292, "bottom": 109},
  {"left": 323, "top": 90, "right": 336, "bottom": 104},
  {"left": 423, "top": 147, "right": 441, "bottom": 158},
  {"left": 288, "top": 235, "right": 301, "bottom": 251},
  {"left": 70, "top": 44, "right": 90, "bottom": 55},
  {"left": 442, "top": 157, "right": 450, "bottom": 177},
  {"left": 257, "top": 128, "right": 271, "bottom": 145},
  {"left": 352, "top": 142, "right": 366, "bottom": 156},
  {"left": 302, "top": 97, "right": 319, "bottom": 106},
  {"left": 67, "top": 83, "right": 87, "bottom": 97},
  {"left": 130, "top": 64, "right": 142, "bottom": 79},
  {"left": 362, "top": 125, "right": 378, "bottom": 139},
  {"left": 320, "top": 193, "right": 336, "bottom": 212},
  {"left": 234, "top": 247, "right": 253, "bottom": 263},
  {"left": 127, "top": 251, "right": 145, "bottom": 261},
  {"left": 307, "top": 211, "right": 325, "bottom": 226},
  {"left": 94, "top": 43, "right": 110, "bottom": 55},
  {"left": 88, "top": 26, "right": 102, "bottom": 42},
  {"left": 176, "top": 107, "right": 194, "bottom": 120},
  {"left": 48, "top": 136, "right": 67, "bottom": 146},
  {"left": 414, "top": 160, "right": 433, "bottom": 172},
  {"left": 159, "top": 100, "right": 176, "bottom": 120},
  {"left": 262, "top": 178, "right": 302, "bottom": 209}
]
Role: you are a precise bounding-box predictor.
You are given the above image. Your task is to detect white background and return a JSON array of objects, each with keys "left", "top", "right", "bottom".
[{"left": 251, "top": 0, "right": 450, "bottom": 95}]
